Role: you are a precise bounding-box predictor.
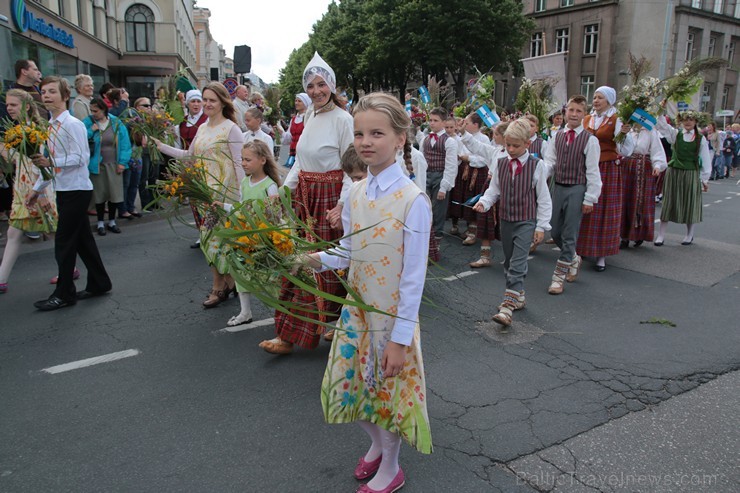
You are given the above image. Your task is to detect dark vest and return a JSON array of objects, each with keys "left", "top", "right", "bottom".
[
  {"left": 554, "top": 129, "right": 591, "bottom": 185},
  {"left": 423, "top": 133, "right": 449, "bottom": 172},
  {"left": 179, "top": 112, "right": 208, "bottom": 150},
  {"left": 498, "top": 154, "right": 539, "bottom": 222},
  {"left": 529, "top": 137, "right": 544, "bottom": 158}
]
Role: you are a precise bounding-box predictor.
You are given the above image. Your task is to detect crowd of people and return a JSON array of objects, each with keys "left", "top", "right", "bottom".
[{"left": 1, "top": 53, "right": 739, "bottom": 493}]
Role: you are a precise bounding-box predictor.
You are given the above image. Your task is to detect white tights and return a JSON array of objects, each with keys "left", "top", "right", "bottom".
[
  {"left": 358, "top": 421, "right": 401, "bottom": 489},
  {"left": 655, "top": 221, "right": 695, "bottom": 244}
]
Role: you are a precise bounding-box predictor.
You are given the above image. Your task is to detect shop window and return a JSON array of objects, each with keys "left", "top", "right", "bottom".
[{"left": 125, "top": 4, "right": 155, "bottom": 52}]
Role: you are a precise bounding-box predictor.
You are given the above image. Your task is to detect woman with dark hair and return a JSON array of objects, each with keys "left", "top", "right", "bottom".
[
  {"left": 154, "top": 82, "right": 245, "bottom": 308},
  {"left": 83, "top": 97, "right": 132, "bottom": 235}
]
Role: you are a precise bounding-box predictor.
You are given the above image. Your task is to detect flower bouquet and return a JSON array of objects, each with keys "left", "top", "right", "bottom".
[
  {"left": 514, "top": 77, "right": 560, "bottom": 133},
  {"left": 2, "top": 120, "right": 53, "bottom": 180},
  {"left": 126, "top": 108, "right": 177, "bottom": 163},
  {"left": 615, "top": 55, "right": 663, "bottom": 143},
  {"left": 662, "top": 57, "right": 728, "bottom": 107}
]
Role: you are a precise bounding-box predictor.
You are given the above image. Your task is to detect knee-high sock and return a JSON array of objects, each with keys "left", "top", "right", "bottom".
[
  {"left": 656, "top": 221, "right": 668, "bottom": 243},
  {"left": 238, "top": 292, "right": 252, "bottom": 317},
  {"left": 0, "top": 227, "right": 23, "bottom": 283},
  {"left": 357, "top": 421, "right": 382, "bottom": 462},
  {"left": 685, "top": 223, "right": 696, "bottom": 241},
  {"left": 367, "top": 426, "right": 402, "bottom": 490}
]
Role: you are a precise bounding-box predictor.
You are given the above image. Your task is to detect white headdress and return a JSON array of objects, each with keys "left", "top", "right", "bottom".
[{"left": 302, "top": 52, "right": 336, "bottom": 94}]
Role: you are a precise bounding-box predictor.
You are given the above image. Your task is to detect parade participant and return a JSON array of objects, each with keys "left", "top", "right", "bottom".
[
  {"left": 543, "top": 95, "right": 601, "bottom": 295},
  {"left": 232, "top": 85, "right": 251, "bottom": 132},
  {"left": 547, "top": 111, "right": 564, "bottom": 139},
  {"left": 415, "top": 108, "right": 458, "bottom": 239},
  {"left": 524, "top": 114, "right": 548, "bottom": 159},
  {"left": 461, "top": 121, "right": 509, "bottom": 268},
  {"left": 446, "top": 117, "right": 470, "bottom": 238},
  {"left": 303, "top": 92, "right": 432, "bottom": 492},
  {"left": 654, "top": 111, "right": 711, "bottom": 246},
  {"left": 274, "top": 93, "right": 310, "bottom": 167},
  {"left": 27, "top": 76, "right": 112, "bottom": 310},
  {"left": 84, "top": 98, "right": 132, "bottom": 236},
  {"left": 178, "top": 90, "right": 208, "bottom": 150},
  {"left": 242, "top": 108, "right": 275, "bottom": 156},
  {"left": 458, "top": 113, "right": 491, "bottom": 246},
  {"left": 473, "top": 119, "right": 551, "bottom": 327},
  {"left": 218, "top": 140, "right": 281, "bottom": 327},
  {"left": 578, "top": 86, "right": 634, "bottom": 271},
  {"left": 259, "top": 52, "right": 353, "bottom": 355},
  {"left": 71, "top": 74, "right": 94, "bottom": 120},
  {"left": 155, "top": 82, "right": 245, "bottom": 307},
  {"left": 0, "top": 90, "right": 59, "bottom": 293},
  {"left": 620, "top": 124, "right": 667, "bottom": 249}
]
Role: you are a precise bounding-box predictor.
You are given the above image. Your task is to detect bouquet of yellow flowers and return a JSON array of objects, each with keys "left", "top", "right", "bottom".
[
  {"left": 125, "top": 108, "right": 176, "bottom": 163},
  {"left": 3, "top": 121, "right": 53, "bottom": 180}
]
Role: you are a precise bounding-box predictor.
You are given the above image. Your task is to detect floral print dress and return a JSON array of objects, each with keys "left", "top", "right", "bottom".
[
  {"left": 8, "top": 151, "right": 57, "bottom": 233},
  {"left": 321, "top": 181, "right": 433, "bottom": 454}
]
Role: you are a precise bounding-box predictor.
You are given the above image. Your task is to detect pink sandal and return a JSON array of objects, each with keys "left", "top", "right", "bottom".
[{"left": 50, "top": 268, "right": 80, "bottom": 284}]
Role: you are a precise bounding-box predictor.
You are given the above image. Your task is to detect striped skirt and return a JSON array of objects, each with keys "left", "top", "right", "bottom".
[
  {"left": 660, "top": 167, "right": 703, "bottom": 225},
  {"left": 621, "top": 155, "right": 656, "bottom": 242},
  {"left": 274, "top": 169, "right": 346, "bottom": 349},
  {"left": 475, "top": 177, "right": 499, "bottom": 241},
  {"left": 577, "top": 159, "right": 623, "bottom": 258},
  {"left": 448, "top": 162, "right": 471, "bottom": 221}
]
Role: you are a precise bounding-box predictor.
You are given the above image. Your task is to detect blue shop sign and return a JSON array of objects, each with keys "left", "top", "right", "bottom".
[{"left": 11, "top": 0, "right": 75, "bottom": 49}]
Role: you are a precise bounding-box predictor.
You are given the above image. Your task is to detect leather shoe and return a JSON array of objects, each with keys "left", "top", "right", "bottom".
[
  {"left": 356, "top": 468, "right": 405, "bottom": 493},
  {"left": 654, "top": 240, "right": 663, "bottom": 246},
  {"left": 107, "top": 224, "right": 122, "bottom": 234},
  {"left": 34, "top": 296, "right": 76, "bottom": 311},
  {"left": 97, "top": 227, "right": 106, "bottom": 236},
  {"left": 593, "top": 265, "right": 606, "bottom": 272},
  {"left": 76, "top": 290, "right": 110, "bottom": 300},
  {"left": 354, "top": 454, "right": 382, "bottom": 480},
  {"left": 190, "top": 240, "right": 201, "bottom": 249},
  {"left": 681, "top": 237, "right": 693, "bottom": 246}
]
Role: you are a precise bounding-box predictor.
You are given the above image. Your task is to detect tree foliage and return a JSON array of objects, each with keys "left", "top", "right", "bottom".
[{"left": 278, "top": 0, "right": 534, "bottom": 106}]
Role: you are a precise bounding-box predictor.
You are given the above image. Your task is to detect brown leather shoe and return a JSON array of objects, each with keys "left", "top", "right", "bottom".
[
  {"left": 261, "top": 338, "right": 293, "bottom": 354},
  {"left": 203, "top": 288, "right": 228, "bottom": 308}
]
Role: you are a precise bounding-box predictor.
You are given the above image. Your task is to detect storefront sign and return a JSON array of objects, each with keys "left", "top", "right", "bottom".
[{"left": 11, "top": 0, "right": 75, "bottom": 49}]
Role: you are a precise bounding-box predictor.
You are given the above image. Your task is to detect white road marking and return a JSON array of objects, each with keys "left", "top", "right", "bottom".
[
  {"left": 217, "top": 317, "right": 275, "bottom": 333},
  {"left": 442, "top": 271, "right": 480, "bottom": 282},
  {"left": 703, "top": 204, "right": 710, "bottom": 207},
  {"left": 41, "top": 349, "right": 140, "bottom": 374},
  {"left": 714, "top": 200, "right": 723, "bottom": 203},
  {"left": 725, "top": 196, "right": 732, "bottom": 199}
]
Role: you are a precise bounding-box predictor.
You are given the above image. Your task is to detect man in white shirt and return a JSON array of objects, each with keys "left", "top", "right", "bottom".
[
  {"left": 233, "top": 85, "right": 251, "bottom": 133},
  {"left": 27, "top": 76, "right": 112, "bottom": 310}
]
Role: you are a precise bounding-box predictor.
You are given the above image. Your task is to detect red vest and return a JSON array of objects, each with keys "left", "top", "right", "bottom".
[
  {"left": 288, "top": 115, "right": 305, "bottom": 157},
  {"left": 498, "top": 154, "right": 538, "bottom": 222},
  {"left": 179, "top": 113, "right": 208, "bottom": 150},
  {"left": 584, "top": 114, "right": 619, "bottom": 162}
]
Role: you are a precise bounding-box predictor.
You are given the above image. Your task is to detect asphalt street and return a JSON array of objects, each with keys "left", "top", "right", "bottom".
[{"left": 1, "top": 179, "right": 739, "bottom": 492}]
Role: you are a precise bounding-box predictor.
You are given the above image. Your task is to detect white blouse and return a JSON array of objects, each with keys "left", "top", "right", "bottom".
[{"left": 629, "top": 128, "right": 668, "bottom": 172}]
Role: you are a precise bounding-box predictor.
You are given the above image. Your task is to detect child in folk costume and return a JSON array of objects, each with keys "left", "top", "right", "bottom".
[
  {"left": 415, "top": 108, "right": 458, "bottom": 239},
  {"left": 242, "top": 108, "right": 275, "bottom": 156},
  {"left": 473, "top": 119, "right": 552, "bottom": 327},
  {"left": 461, "top": 121, "right": 510, "bottom": 267},
  {"left": 543, "top": 95, "right": 602, "bottom": 295},
  {"left": 620, "top": 124, "right": 667, "bottom": 248},
  {"left": 404, "top": 130, "right": 440, "bottom": 263},
  {"left": 446, "top": 118, "right": 470, "bottom": 237},
  {"left": 654, "top": 111, "right": 712, "bottom": 246},
  {"left": 578, "top": 86, "right": 635, "bottom": 271},
  {"left": 303, "top": 93, "right": 432, "bottom": 493},
  {"left": 525, "top": 114, "right": 548, "bottom": 159},
  {"left": 217, "top": 141, "right": 282, "bottom": 327},
  {"left": 458, "top": 113, "right": 494, "bottom": 246}
]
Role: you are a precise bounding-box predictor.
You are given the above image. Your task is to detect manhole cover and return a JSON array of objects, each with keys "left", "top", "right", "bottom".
[{"left": 476, "top": 320, "right": 545, "bottom": 345}]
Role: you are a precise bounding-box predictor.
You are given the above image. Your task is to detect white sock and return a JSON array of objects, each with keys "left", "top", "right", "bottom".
[
  {"left": 108, "top": 219, "right": 116, "bottom": 227},
  {"left": 357, "top": 421, "right": 382, "bottom": 462},
  {"left": 238, "top": 292, "right": 252, "bottom": 318},
  {"left": 684, "top": 223, "right": 696, "bottom": 242},
  {"left": 655, "top": 221, "right": 668, "bottom": 243},
  {"left": 0, "top": 227, "right": 23, "bottom": 283},
  {"left": 596, "top": 256, "right": 606, "bottom": 267},
  {"left": 367, "top": 426, "right": 402, "bottom": 490},
  {"left": 97, "top": 221, "right": 104, "bottom": 229}
]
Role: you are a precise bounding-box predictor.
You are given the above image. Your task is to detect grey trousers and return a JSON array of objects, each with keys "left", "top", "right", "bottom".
[
  {"left": 500, "top": 219, "right": 536, "bottom": 292},
  {"left": 550, "top": 184, "right": 586, "bottom": 263},
  {"left": 426, "top": 171, "right": 448, "bottom": 235}
]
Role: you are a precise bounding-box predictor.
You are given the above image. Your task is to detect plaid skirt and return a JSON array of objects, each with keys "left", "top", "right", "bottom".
[
  {"left": 577, "top": 159, "right": 623, "bottom": 258},
  {"left": 274, "top": 169, "right": 347, "bottom": 349},
  {"left": 621, "top": 155, "right": 656, "bottom": 242},
  {"left": 447, "top": 162, "right": 470, "bottom": 221},
  {"left": 660, "top": 167, "right": 703, "bottom": 225},
  {"left": 476, "top": 177, "right": 499, "bottom": 241}
]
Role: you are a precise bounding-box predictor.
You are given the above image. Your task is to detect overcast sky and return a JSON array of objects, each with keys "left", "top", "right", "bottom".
[{"left": 198, "top": 0, "right": 332, "bottom": 84}]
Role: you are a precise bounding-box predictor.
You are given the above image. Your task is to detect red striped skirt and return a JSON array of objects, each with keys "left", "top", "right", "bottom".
[
  {"left": 621, "top": 155, "right": 656, "bottom": 242},
  {"left": 577, "top": 159, "right": 623, "bottom": 257},
  {"left": 274, "top": 169, "right": 347, "bottom": 349},
  {"left": 476, "top": 177, "right": 499, "bottom": 241}
]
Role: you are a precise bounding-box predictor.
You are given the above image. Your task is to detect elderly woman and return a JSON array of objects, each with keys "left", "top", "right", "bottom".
[
  {"left": 577, "top": 86, "right": 634, "bottom": 272},
  {"left": 72, "top": 74, "right": 94, "bottom": 120},
  {"left": 259, "top": 52, "right": 354, "bottom": 355},
  {"left": 83, "top": 98, "right": 132, "bottom": 236},
  {"left": 177, "top": 89, "right": 207, "bottom": 150}
]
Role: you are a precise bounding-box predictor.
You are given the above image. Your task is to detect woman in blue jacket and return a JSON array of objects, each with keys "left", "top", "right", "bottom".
[{"left": 84, "top": 98, "right": 132, "bottom": 235}]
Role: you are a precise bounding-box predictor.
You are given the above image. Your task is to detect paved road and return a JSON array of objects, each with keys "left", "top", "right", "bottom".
[{"left": 1, "top": 180, "right": 739, "bottom": 492}]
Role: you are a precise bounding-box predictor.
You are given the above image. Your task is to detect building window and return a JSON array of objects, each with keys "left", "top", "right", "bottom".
[
  {"left": 556, "top": 28, "right": 570, "bottom": 53},
  {"left": 561, "top": 0, "right": 574, "bottom": 7},
  {"left": 728, "top": 42, "right": 736, "bottom": 64},
  {"left": 701, "top": 83, "right": 712, "bottom": 111},
  {"left": 708, "top": 36, "right": 716, "bottom": 56},
  {"left": 686, "top": 31, "right": 696, "bottom": 62},
  {"left": 722, "top": 85, "right": 730, "bottom": 109},
  {"left": 735, "top": 1, "right": 740, "bottom": 18},
  {"left": 581, "top": 75, "right": 595, "bottom": 101},
  {"left": 713, "top": 0, "right": 723, "bottom": 14},
  {"left": 535, "top": 0, "right": 546, "bottom": 12},
  {"left": 531, "top": 32, "right": 543, "bottom": 57},
  {"left": 125, "top": 4, "right": 155, "bottom": 52},
  {"left": 584, "top": 24, "right": 599, "bottom": 55},
  {"left": 691, "top": 0, "right": 702, "bottom": 7}
]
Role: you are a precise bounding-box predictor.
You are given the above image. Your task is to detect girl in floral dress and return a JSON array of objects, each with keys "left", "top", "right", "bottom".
[
  {"left": 0, "top": 89, "right": 58, "bottom": 293},
  {"left": 304, "top": 93, "right": 432, "bottom": 493}
]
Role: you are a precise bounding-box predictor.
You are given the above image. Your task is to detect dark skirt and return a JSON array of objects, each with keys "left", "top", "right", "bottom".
[
  {"left": 621, "top": 155, "right": 657, "bottom": 242},
  {"left": 475, "top": 177, "right": 499, "bottom": 241},
  {"left": 577, "top": 159, "right": 623, "bottom": 258},
  {"left": 660, "top": 167, "right": 703, "bottom": 224}
]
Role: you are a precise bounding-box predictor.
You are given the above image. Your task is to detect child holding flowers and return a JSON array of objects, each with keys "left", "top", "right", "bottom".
[
  {"left": 0, "top": 89, "right": 58, "bottom": 293},
  {"left": 302, "top": 93, "right": 432, "bottom": 493}
]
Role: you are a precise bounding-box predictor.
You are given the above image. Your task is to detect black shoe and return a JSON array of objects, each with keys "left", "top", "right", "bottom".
[
  {"left": 97, "top": 227, "right": 106, "bottom": 236},
  {"left": 593, "top": 264, "right": 606, "bottom": 272},
  {"left": 120, "top": 213, "right": 134, "bottom": 220},
  {"left": 619, "top": 240, "right": 629, "bottom": 249},
  {"left": 190, "top": 241, "right": 201, "bottom": 249},
  {"left": 633, "top": 240, "right": 644, "bottom": 247},
  {"left": 654, "top": 240, "right": 664, "bottom": 246},
  {"left": 107, "top": 224, "right": 121, "bottom": 234},
  {"left": 34, "top": 296, "right": 76, "bottom": 311},
  {"left": 76, "top": 290, "right": 110, "bottom": 300},
  {"left": 131, "top": 211, "right": 142, "bottom": 218},
  {"left": 681, "top": 237, "right": 693, "bottom": 246}
]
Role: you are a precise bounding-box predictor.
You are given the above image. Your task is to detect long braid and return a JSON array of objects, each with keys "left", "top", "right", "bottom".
[{"left": 403, "top": 139, "right": 413, "bottom": 175}]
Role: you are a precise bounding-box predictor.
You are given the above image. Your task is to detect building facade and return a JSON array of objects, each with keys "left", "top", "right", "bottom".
[
  {"left": 504, "top": 0, "right": 739, "bottom": 118},
  {"left": 193, "top": 6, "right": 228, "bottom": 88}
]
